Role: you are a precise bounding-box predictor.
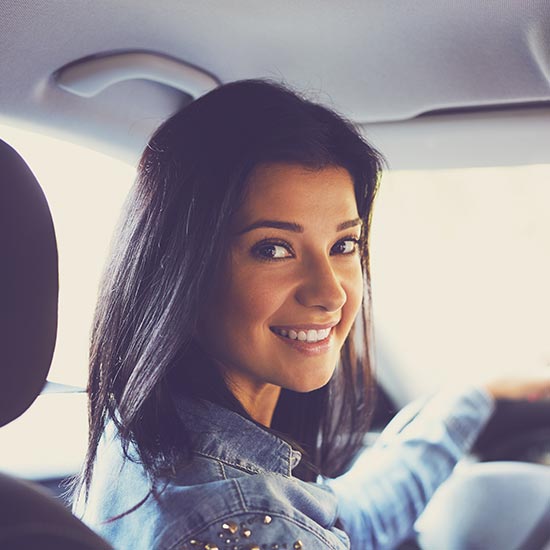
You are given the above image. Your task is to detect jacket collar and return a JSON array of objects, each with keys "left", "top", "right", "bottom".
[{"left": 174, "top": 397, "right": 302, "bottom": 477}]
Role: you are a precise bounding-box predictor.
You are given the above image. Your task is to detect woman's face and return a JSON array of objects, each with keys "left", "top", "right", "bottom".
[{"left": 198, "top": 163, "right": 364, "bottom": 401}]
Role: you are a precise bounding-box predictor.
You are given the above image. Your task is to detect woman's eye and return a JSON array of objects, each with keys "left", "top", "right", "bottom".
[
  {"left": 331, "top": 238, "right": 359, "bottom": 255},
  {"left": 252, "top": 242, "right": 293, "bottom": 260}
]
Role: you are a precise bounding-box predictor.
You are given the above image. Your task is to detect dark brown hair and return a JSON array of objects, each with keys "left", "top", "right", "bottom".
[{"left": 75, "top": 79, "right": 384, "bottom": 505}]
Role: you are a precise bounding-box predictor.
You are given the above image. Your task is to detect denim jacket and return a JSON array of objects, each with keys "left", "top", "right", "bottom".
[{"left": 75, "top": 386, "right": 494, "bottom": 550}]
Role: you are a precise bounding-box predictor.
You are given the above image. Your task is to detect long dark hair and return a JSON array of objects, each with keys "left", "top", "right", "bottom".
[{"left": 76, "top": 79, "right": 384, "bottom": 504}]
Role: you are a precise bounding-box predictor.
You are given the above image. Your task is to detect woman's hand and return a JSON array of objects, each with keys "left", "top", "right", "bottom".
[{"left": 483, "top": 368, "right": 550, "bottom": 401}]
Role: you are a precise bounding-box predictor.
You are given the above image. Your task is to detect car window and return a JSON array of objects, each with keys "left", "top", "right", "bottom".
[
  {"left": 0, "top": 125, "right": 134, "bottom": 479},
  {"left": 1, "top": 125, "right": 134, "bottom": 387},
  {"left": 371, "top": 165, "right": 550, "bottom": 405}
]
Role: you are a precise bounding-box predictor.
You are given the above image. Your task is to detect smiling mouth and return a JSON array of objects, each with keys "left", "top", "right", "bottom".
[{"left": 271, "top": 327, "right": 332, "bottom": 343}]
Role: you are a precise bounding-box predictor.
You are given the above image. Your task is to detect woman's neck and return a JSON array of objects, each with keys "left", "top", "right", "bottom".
[{"left": 224, "top": 374, "right": 281, "bottom": 427}]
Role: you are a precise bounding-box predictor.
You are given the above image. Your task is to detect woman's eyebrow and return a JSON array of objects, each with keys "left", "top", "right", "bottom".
[
  {"left": 337, "top": 218, "right": 362, "bottom": 231},
  {"left": 237, "top": 217, "right": 362, "bottom": 235},
  {"left": 237, "top": 220, "right": 303, "bottom": 234}
]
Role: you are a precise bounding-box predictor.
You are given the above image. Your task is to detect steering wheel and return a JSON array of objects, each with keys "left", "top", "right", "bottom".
[
  {"left": 473, "top": 399, "right": 550, "bottom": 464},
  {"left": 415, "top": 399, "right": 550, "bottom": 550}
]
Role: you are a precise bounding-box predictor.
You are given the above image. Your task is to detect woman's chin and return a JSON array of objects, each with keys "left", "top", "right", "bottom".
[{"left": 283, "top": 371, "right": 335, "bottom": 393}]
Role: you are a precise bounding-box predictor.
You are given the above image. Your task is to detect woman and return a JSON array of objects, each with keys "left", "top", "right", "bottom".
[{"left": 73, "top": 80, "right": 549, "bottom": 550}]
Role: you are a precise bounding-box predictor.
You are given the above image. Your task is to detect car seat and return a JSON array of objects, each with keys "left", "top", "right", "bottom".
[{"left": 0, "top": 138, "right": 112, "bottom": 549}]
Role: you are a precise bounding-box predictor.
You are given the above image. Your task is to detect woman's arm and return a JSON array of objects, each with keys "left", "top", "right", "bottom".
[
  {"left": 327, "top": 368, "right": 550, "bottom": 550},
  {"left": 326, "top": 385, "right": 495, "bottom": 550}
]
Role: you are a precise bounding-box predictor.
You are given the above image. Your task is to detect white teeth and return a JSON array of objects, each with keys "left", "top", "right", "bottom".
[
  {"left": 306, "top": 329, "right": 317, "bottom": 342},
  {"left": 275, "top": 327, "right": 331, "bottom": 343},
  {"left": 318, "top": 328, "right": 330, "bottom": 340}
]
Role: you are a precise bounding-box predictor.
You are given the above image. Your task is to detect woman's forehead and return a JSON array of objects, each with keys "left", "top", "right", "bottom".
[{"left": 234, "top": 163, "right": 359, "bottom": 230}]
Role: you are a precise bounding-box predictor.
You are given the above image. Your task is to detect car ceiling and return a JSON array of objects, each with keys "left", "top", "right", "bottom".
[{"left": 1, "top": 0, "right": 550, "bottom": 169}]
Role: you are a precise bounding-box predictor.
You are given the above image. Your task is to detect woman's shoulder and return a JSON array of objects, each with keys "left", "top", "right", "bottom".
[
  {"left": 156, "top": 473, "right": 349, "bottom": 550},
  {"left": 82, "top": 433, "right": 347, "bottom": 549},
  {"left": 162, "top": 509, "right": 348, "bottom": 550}
]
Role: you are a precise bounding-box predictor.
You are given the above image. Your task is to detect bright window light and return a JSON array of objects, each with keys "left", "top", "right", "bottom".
[
  {"left": 0, "top": 125, "right": 134, "bottom": 479},
  {"left": 1, "top": 125, "right": 135, "bottom": 387},
  {"left": 371, "top": 165, "right": 550, "bottom": 405}
]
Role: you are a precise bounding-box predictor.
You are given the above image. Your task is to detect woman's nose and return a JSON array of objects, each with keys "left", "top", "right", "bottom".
[{"left": 295, "top": 256, "right": 347, "bottom": 312}]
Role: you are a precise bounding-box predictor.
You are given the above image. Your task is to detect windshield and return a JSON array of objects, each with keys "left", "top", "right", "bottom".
[{"left": 371, "top": 165, "right": 550, "bottom": 404}]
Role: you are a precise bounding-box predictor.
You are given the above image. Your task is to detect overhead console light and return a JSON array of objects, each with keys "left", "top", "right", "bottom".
[{"left": 54, "top": 51, "right": 220, "bottom": 99}]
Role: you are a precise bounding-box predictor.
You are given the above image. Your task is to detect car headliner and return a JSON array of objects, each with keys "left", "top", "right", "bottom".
[{"left": 1, "top": 1, "right": 550, "bottom": 169}]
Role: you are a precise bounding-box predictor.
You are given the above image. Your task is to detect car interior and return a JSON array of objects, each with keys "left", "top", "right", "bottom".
[{"left": 1, "top": 1, "right": 550, "bottom": 549}]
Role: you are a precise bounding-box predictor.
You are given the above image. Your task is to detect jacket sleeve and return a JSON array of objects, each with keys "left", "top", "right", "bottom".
[
  {"left": 325, "top": 385, "right": 495, "bottom": 550},
  {"left": 169, "top": 510, "right": 349, "bottom": 550}
]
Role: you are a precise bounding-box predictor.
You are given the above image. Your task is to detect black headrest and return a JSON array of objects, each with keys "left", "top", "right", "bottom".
[{"left": 0, "top": 139, "right": 58, "bottom": 427}]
